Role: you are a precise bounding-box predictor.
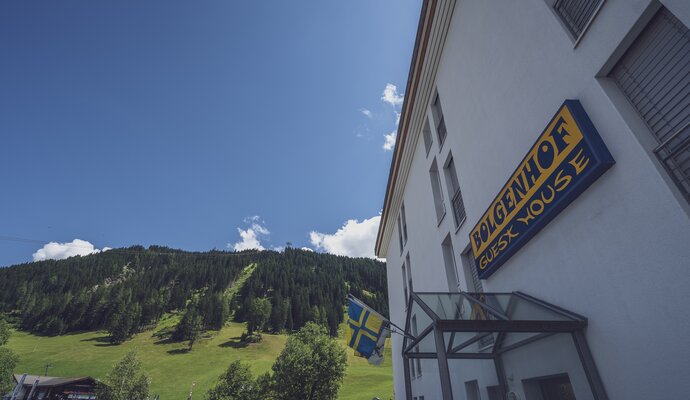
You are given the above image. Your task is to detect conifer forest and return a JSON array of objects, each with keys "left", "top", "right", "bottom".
[{"left": 0, "top": 246, "right": 388, "bottom": 340}]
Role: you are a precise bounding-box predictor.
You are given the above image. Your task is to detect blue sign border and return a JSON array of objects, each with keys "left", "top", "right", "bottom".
[{"left": 471, "top": 99, "right": 615, "bottom": 280}]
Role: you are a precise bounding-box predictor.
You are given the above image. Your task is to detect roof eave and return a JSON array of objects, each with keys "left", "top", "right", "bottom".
[{"left": 375, "top": 0, "right": 437, "bottom": 257}]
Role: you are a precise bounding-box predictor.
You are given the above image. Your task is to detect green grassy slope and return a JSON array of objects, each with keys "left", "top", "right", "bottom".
[
  {"left": 225, "top": 263, "right": 257, "bottom": 301},
  {"left": 7, "top": 320, "right": 393, "bottom": 400}
]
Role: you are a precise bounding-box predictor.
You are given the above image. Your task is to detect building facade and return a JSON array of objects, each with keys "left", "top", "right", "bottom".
[{"left": 375, "top": 1, "right": 690, "bottom": 399}]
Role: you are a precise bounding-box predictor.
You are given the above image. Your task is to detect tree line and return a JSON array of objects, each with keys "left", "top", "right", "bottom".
[
  {"left": 234, "top": 249, "right": 388, "bottom": 336},
  {"left": 0, "top": 246, "right": 388, "bottom": 340}
]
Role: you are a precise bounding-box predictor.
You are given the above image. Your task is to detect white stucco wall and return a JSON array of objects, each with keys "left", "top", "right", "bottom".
[{"left": 384, "top": 0, "right": 690, "bottom": 399}]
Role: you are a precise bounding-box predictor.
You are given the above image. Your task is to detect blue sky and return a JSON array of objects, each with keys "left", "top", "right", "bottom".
[{"left": 0, "top": 1, "right": 421, "bottom": 266}]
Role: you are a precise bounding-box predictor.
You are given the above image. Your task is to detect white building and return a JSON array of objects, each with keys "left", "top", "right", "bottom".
[{"left": 374, "top": 1, "right": 690, "bottom": 399}]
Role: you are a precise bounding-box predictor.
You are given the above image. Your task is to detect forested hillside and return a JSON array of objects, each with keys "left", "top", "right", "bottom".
[{"left": 0, "top": 246, "right": 388, "bottom": 337}]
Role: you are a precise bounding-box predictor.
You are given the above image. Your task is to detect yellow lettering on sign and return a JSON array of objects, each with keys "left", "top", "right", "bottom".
[
  {"left": 516, "top": 169, "right": 574, "bottom": 227},
  {"left": 478, "top": 226, "right": 519, "bottom": 270},
  {"left": 470, "top": 104, "right": 584, "bottom": 258}
]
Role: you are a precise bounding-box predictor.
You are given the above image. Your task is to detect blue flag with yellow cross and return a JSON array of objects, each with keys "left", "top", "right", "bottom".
[{"left": 347, "top": 295, "right": 390, "bottom": 366}]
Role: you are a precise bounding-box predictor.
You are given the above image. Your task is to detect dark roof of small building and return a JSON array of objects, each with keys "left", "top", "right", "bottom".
[{"left": 13, "top": 374, "right": 97, "bottom": 388}]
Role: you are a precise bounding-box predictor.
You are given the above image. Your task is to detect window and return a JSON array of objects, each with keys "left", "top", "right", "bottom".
[
  {"left": 401, "top": 203, "right": 408, "bottom": 244},
  {"left": 487, "top": 386, "right": 502, "bottom": 400},
  {"left": 610, "top": 7, "right": 690, "bottom": 204},
  {"left": 422, "top": 118, "right": 433, "bottom": 155},
  {"left": 444, "top": 156, "right": 466, "bottom": 229},
  {"left": 462, "top": 248, "right": 484, "bottom": 293},
  {"left": 405, "top": 254, "right": 413, "bottom": 295},
  {"left": 551, "top": 0, "right": 604, "bottom": 43},
  {"left": 442, "top": 235, "right": 460, "bottom": 292},
  {"left": 431, "top": 93, "right": 447, "bottom": 147},
  {"left": 402, "top": 253, "right": 413, "bottom": 308},
  {"left": 397, "top": 215, "right": 404, "bottom": 254},
  {"left": 402, "top": 262, "right": 409, "bottom": 307},
  {"left": 465, "top": 380, "right": 482, "bottom": 400},
  {"left": 429, "top": 159, "right": 446, "bottom": 223},
  {"left": 411, "top": 315, "right": 422, "bottom": 377},
  {"left": 462, "top": 248, "right": 496, "bottom": 348}
]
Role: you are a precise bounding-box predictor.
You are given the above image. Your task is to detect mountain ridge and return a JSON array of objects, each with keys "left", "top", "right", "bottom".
[{"left": 0, "top": 246, "right": 388, "bottom": 338}]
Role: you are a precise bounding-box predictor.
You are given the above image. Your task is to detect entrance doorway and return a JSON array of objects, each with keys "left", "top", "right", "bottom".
[
  {"left": 538, "top": 375, "right": 576, "bottom": 400},
  {"left": 523, "top": 374, "right": 577, "bottom": 400}
]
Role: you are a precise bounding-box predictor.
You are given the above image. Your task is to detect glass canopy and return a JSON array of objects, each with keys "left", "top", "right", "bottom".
[{"left": 402, "top": 292, "right": 608, "bottom": 400}]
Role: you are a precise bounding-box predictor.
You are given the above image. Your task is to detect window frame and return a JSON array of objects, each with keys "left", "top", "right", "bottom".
[
  {"left": 444, "top": 155, "right": 466, "bottom": 230},
  {"left": 422, "top": 117, "right": 434, "bottom": 156},
  {"left": 607, "top": 6, "right": 690, "bottom": 206},
  {"left": 411, "top": 314, "right": 422, "bottom": 378},
  {"left": 401, "top": 202, "right": 409, "bottom": 245},
  {"left": 461, "top": 245, "right": 484, "bottom": 293},
  {"left": 546, "top": 0, "right": 606, "bottom": 47},
  {"left": 405, "top": 253, "right": 413, "bottom": 295},
  {"left": 397, "top": 215, "right": 404, "bottom": 255},
  {"left": 596, "top": 2, "right": 690, "bottom": 214},
  {"left": 429, "top": 158, "right": 447, "bottom": 225},
  {"left": 442, "top": 234, "right": 461, "bottom": 292},
  {"left": 431, "top": 93, "right": 447, "bottom": 149},
  {"left": 402, "top": 262, "right": 409, "bottom": 310}
]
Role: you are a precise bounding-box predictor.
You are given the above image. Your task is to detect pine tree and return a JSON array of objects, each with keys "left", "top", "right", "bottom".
[
  {"left": 269, "top": 294, "right": 287, "bottom": 332},
  {"left": 173, "top": 305, "right": 203, "bottom": 349},
  {"left": 187, "top": 313, "right": 203, "bottom": 350},
  {"left": 108, "top": 310, "right": 131, "bottom": 344},
  {"left": 247, "top": 298, "right": 271, "bottom": 336}
]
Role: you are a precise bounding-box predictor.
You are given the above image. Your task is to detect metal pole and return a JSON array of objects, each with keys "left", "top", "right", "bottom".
[
  {"left": 403, "top": 355, "right": 413, "bottom": 400},
  {"left": 493, "top": 355, "right": 508, "bottom": 400},
  {"left": 26, "top": 379, "right": 39, "bottom": 400},
  {"left": 9, "top": 373, "right": 27, "bottom": 400},
  {"left": 433, "top": 327, "right": 453, "bottom": 399},
  {"left": 572, "top": 331, "right": 609, "bottom": 400}
]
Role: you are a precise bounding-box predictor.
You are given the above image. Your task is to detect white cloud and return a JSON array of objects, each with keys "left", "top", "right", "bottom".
[
  {"left": 383, "top": 131, "right": 397, "bottom": 151},
  {"left": 309, "top": 215, "right": 381, "bottom": 259},
  {"left": 300, "top": 247, "right": 313, "bottom": 252},
  {"left": 360, "top": 108, "right": 373, "bottom": 118},
  {"left": 381, "top": 83, "right": 404, "bottom": 106},
  {"left": 377, "top": 84, "right": 403, "bottom": 151},
  {"left": 231, "top": 217, "right": 269, "bottom": 251},
  {"left": 32, "top": 239, "right": 109, "bottom": 261}
]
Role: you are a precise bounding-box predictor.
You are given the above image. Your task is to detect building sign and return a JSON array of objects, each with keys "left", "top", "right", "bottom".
[{"left": 469, "top": 100, "right": 615, "bottom": 279}]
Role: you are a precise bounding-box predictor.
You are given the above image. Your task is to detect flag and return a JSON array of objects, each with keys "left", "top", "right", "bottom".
[
  {"left": 366, "top": 320, "right": 390, "bottom": 366},
  {"left": 347, "top": 295, "right": 390, "bottom": 366}
]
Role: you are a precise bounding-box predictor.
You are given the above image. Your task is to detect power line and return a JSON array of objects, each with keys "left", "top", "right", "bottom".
[{"left": 0, "top": 235, "right": 48, "bottom": 245}]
